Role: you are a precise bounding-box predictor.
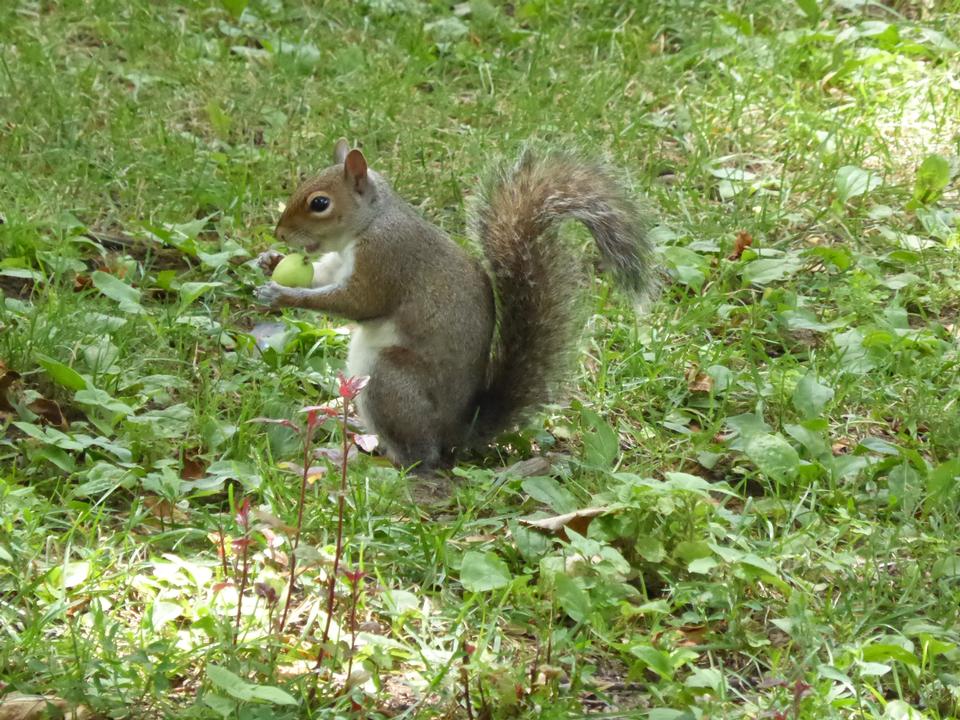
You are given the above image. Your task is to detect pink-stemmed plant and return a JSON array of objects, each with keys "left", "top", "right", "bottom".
[
  {"left": 317, "top": 373, "right": 369, "bottom": 666},
  {"left": 248, "top": 373, "right": 369, "bottom": 648}
]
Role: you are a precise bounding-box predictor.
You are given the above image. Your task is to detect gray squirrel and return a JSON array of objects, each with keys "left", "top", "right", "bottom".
[{"left": 257, "top": 139, "right": 656, "bottom": 470}]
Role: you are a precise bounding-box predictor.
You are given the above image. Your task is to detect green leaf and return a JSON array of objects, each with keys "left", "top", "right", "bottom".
[
  {"left": 932, "top": 555, "right": 960, "bottom": 580},
  {"left": 884, "top": 700, "right": 925, "bottom": 720},
  {"left": 833, "top": 329, "right": 875, "bottom": 374},
  {"left": 792, "top": 373, "right": 834, "bottom": 418},
  {"left": 629, "top": 644, "right": 674, "bottom": 680},
  {"left": 911, "top": 153, "right": 950, "bottom": 206},
  {"left": 835, "top": 165, "right": 881, "bottom": 204},
  {"left": 745, "top": 433, "right": 800, "bottom": 481},
  {"left": 246, "top": 685, "right": 298, "bottom": 706},
  {"left": 857, "top": 660, "right": 891, "bottom": 677},
  {"left": 647, "top": 711, "right": 692, "bottom": 720},
  {"left": 202, "top": 694, "right": 237, "bottom": 718},
  {"left": 741, "top": 257, "right": 801, "bottom": 286},
  {"left": 381, "top": 589, "right": 420, "bottom": 615},
  {"left": 220, "top": 0, "right": 248, "bottom": 19},
  {"left": 736, "top": 553, "right": 790, "bottom": 592},
  {"left": 151, "top": 600, "right": 183, "bottom": 630},
  {"left": 72, "top": 462, "right": 136, "bottom": 498},
  {"left": 521, "top": 476, "right": 577, "bottom": 514},
  {"left": 662, "top": 246, "right": 708, "bottom": 290},
  {"left": 207, "top": 666, "right": 253, "bottom": 700},
  {"left": 806, "top": 245, "right": 853, "bottom": 271},
  {"left": 580, "top": 407, "right": 619, "bottom": 468},
  {"left": 75, "top": 388, "right": 135, "bottom": 417},
  {"left": 795, "top": 0, "right": 820, "bottom": 24},
  {"left": 554, "top": 573, "right": 591, "bottom": 622},
  {"left": 62, "top": 561, "right": 90, "bottom": 588},
  {"left": 205, "top": 665, "right": 293, "bottom": 705},
  {"left": 635, "top": 536, "right": 665, "bottom": 563},
  {"left": 688, "top": 557, "right": 718, "bottom": 574},
  {"left": 862, "top": 643, "right": 919, "bottom": 667},
  {"left": 460, "top": 551, "right": 511, "bottom": 592},
  {"left": 197, "top": 240, "right": 248, "bottom": 269},
  {"left": 424, "top": 16, "right": 469, "bottom": 43},
  {"left": 510, "top": 520, "right": 553, "bottom": 561},
  {"left": 179, "top": 281, "right": 225, "bottom": 310},
  {"left": 35, "top": 353, "right": 87, "bottom": 391},
  {"left": 674, "top": 540, "right": 712, "bottom": 564},
  {"left": 91, "top": 271, "right": 144, "bottom": 314},
  {"left": 725, "top": 412, "right": 772, "bottom": 439},
  {"left": 784, "top": 422, "right": 830, "bottom": 459},
  {"left": 927, "top": 458, "right": 960, "bottom": 500},
  {"left": 685, "top": 666, "right": 724, "bottom": 692}
]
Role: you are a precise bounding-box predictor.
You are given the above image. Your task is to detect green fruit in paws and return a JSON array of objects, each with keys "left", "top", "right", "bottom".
[{"left": 271, "top": 253, "right": 314, "bottom": 288}]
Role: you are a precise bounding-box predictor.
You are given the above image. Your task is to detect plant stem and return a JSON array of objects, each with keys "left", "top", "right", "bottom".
[
  {"left": 346, "top": 572, "right": 361, "bottom": 682},
  {"left": 461, "top": 638, "right": 474, "bottom": 720},
  {"left": 234, "top": 532, "right": 249, "bottom": 644},
  {"left": 317, "top": 397, "right": 350, "bottom": 666},
  {"left": 279, "top": 427, "right": 313, "bottom": 632}
]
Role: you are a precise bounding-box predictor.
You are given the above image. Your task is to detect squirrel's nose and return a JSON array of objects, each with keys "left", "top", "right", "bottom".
[{"left": 275, "top": 224, "right": 287, "bottom": 241}]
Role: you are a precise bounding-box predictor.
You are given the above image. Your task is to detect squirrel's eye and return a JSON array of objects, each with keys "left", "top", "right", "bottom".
[{"left": 308, "top": 194, "right": 331, "bottom": 213}]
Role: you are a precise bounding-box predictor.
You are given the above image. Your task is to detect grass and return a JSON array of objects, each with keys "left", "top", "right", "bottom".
[{"left": 2, "top": 0, "right": 960, "bottom": 717}]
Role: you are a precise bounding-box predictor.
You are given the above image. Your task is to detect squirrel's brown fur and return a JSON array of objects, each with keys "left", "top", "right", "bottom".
[{"left": 256, "top": 140, "right": 656, "bottom": 470}]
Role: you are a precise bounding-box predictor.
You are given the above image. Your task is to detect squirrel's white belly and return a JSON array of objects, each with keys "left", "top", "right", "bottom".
[{"left": 347, "top": 318, "right": 400, "bottom": 379}]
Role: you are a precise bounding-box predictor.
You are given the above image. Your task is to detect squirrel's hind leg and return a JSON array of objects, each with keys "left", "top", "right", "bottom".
[{"left": 359, "top": 347, "right": 448, "bottom": 473}]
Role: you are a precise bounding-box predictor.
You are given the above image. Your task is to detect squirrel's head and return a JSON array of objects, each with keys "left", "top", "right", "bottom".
[{"left": 275, "top": 139, "right": 380, "bottom": 253}]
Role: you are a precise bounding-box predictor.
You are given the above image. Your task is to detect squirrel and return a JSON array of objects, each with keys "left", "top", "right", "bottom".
[{"left": 256, "top": 139, "right": 657, "bottom": 471}]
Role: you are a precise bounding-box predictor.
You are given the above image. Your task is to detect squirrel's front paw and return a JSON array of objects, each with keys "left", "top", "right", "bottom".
[
  {"left": 255, "top": 250, "right": 285, "bottom": 274},
  {"left": 255, "top": 282, "right": 291, "bottom": 309}
]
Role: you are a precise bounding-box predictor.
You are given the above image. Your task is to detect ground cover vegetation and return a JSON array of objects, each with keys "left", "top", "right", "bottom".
[{"left": 1, "top": 0, "right": 960, "bottom": 718}]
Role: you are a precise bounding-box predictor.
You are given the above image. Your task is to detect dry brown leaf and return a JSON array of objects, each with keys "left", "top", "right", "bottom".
[
  {"left": 461, "top": 534, "right": 499, "bottom": 543},
  {"left": 831, "top": 439, "right": 853, "bottom": 455},
  {"left": 685, "top": 365, "right": 714, "bottom": 394},
  {"left": 73, "top": 274, "right": 93, "bottom": 291},
  {"left": 729, "top": 230, "right": 753, "bottom": 260},
  {"left": 180, "top": 451, "right": 206, "bottom": 480},
  {"left": 26, "top": 398, "right": 68, "bottom": 428},
  {"left": 252, "top": 509, "right": 297, "bottom": 534},
  {"left": 0, "top": 693, "right": 90, "bottom": 720},
  {"left": 143, "top": 496, "right": 189, "bottom": 523},
  {"left": 520, "top": 507, "right": 608, "bottom": 537},
  {"left": 499, "top": 456, "right": 553, "bottom": 478},
  {"left": 277, "top": 461, "right": 327, "bottom": 484},
  {"left": 0, "top": 368, "right": 21, "bottom": 413}
]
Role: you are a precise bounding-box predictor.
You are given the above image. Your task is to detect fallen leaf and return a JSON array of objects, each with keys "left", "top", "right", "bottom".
[
  {"left": 314, "top": 445, "right": 357, "bottom": 465},
  {"left": 354, "top": 433, "right": 378, "bottom": 452},
  {"left": 520, "top": 507, "right": 609, "bottom": 537},
  {"left": 0, "top": 693, "right": 90, "bottom": 720},
  {"left": 252, "top": 509, "right": 297, "bottom": 534},
  {"left": 499, "top": 456, "right": 553, "bottom": 478},
  {"left": 729, "top": 230, "right": 753, "bottom": 260},
  {"left": 26, "top": 398, "right": 68, "bottom": 428},
  {"left": 180, "top": 451, "right": 206, "bottom": 480},
  {"left": 831, "top": 439, "right": 853, "bottom": 455},
  {"left": 277, "top": 461, "right": 327, "bottom": 483},
  {"left": 652, "top": 623, "right": 711, "bottom": 647},
  {"left": 461, "top": 534, "right": 499, "bottom": 543},
  {"left": 143, "top": 496, "right": 189, "bottom": 523},
  {"left": 685, "top": 365, "right": 714, "bottom": 393},
  {"left": 0, "top": 367, "right": 21, "bottom": 413},
  {"left": 65, "top": 596, "right": 91, "bottom": 618},
  {"left": 73, "top": 274, "right": 93, "bottom": 291}
]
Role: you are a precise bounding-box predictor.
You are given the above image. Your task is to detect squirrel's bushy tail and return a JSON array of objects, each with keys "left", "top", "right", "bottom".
[{"left": 471, "top": 149, "right": 656, "bottom": 442}]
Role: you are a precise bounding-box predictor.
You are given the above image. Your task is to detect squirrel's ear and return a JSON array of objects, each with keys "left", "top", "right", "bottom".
[
  {"left": 344, "top": 149, "right": 368, "bottom": 194},
  {"left": 333, "top": 137, "right": 349, "bottom": 164}
]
